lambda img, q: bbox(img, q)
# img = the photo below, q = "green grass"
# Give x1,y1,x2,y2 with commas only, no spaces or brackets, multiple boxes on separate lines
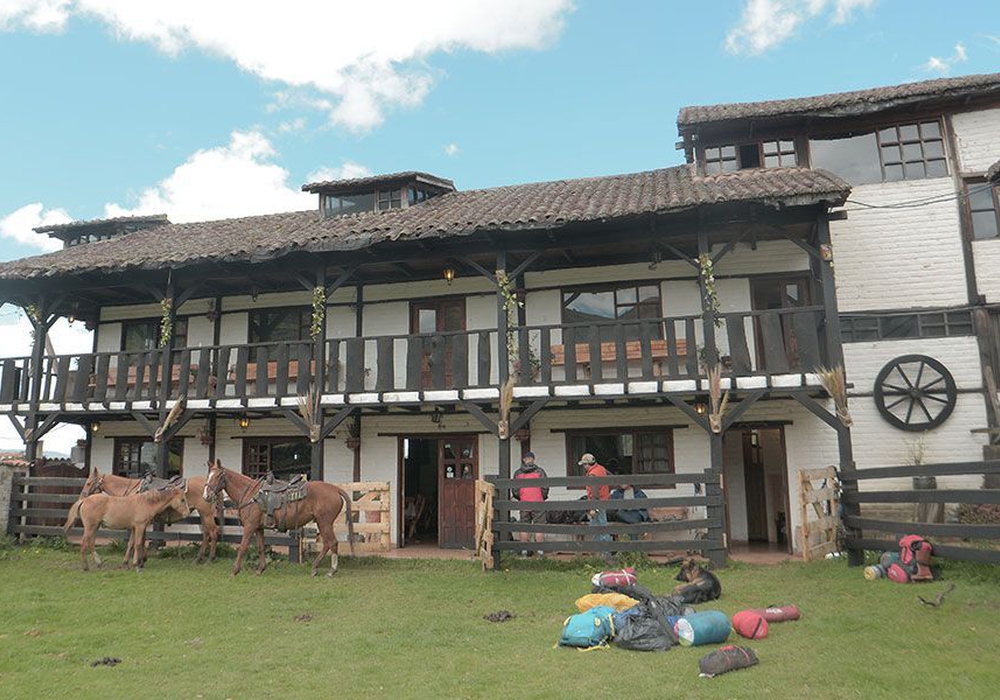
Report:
1,545,999,699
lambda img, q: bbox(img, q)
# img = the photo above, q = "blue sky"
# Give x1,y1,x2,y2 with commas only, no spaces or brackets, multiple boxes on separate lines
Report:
0,0,996,453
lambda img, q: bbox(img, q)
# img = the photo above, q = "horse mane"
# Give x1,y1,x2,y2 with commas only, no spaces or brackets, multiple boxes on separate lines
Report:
142,488,181,504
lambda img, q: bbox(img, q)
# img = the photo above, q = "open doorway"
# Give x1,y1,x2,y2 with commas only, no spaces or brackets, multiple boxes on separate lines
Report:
399,435,478,549
722,426,792,554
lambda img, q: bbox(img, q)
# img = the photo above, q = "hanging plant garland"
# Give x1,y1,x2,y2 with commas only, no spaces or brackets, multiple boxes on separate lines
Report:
310,286,326,340
159,298,173,347
496,270,522,368
697,253,723,328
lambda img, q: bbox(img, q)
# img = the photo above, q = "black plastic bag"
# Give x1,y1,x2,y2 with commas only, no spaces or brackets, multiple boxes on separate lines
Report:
613,608,677,652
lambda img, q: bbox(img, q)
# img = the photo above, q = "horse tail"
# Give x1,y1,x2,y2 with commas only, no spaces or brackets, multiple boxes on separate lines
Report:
340,488,356,557
64,499,83,535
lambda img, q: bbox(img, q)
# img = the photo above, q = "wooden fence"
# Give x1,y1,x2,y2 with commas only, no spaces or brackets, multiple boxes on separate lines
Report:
6,476,390,562
799,467,840,562
474,480,495,571
486,472,726,567
841,460,1000,565
302,481,391,555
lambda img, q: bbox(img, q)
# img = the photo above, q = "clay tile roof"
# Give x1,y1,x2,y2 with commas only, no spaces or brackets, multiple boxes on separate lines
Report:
0,165,849,281
33,214,170,234
301,171,455,193
678,72,1000,128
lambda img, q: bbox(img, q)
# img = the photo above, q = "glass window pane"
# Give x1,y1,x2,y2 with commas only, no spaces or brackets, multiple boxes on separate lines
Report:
764,155,780,168
878,127,898,144
418,309,437,333
720,159,738,173
920,122,941,139
763,141,778,155
904,161,926,179
779,140,795,153
564,290,615,323
923,140,944,158
899,124,919,141
969,185,996,212
250,309,307,343
881,315,919,338
123,321,158,352
809,133,882,185
720,145,736,158
881,145,901,163
902,143,922,161
269,440,309,476
638,285,659,302
617,287,637,304
925,159,948,178
972,210,999,239
884,164,904,182
705,161,721,174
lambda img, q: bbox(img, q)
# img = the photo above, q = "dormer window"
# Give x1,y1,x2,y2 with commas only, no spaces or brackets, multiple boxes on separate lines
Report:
303,171,456,218
704,140,798,174
377,189,402,211
323,192,375,216
33,214,170,249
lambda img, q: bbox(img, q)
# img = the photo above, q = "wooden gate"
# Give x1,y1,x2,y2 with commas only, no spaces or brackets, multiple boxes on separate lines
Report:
302,481,391,555
474,479,495,571
799,466,840,561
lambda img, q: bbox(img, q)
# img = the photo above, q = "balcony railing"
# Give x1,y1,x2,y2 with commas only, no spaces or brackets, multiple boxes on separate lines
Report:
0,307,826,408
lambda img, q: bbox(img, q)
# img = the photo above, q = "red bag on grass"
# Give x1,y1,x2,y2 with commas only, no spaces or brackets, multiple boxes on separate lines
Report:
591,568,637,588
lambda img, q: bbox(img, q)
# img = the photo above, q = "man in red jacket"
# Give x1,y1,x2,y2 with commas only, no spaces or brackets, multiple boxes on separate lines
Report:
580,453,613,559
512,451,548,556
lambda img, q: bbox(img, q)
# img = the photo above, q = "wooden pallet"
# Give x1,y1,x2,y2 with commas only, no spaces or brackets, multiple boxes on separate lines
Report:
302,481,391,555
799,466,840,561
474,479,495,571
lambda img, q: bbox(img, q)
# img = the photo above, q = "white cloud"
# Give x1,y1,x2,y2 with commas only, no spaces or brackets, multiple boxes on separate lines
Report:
305,162,372,184
0,202,71,252
1,1,573,131
276,117,307,134
443,143,460,157
104,130,314,222
924,42,968,75
726,0,876,55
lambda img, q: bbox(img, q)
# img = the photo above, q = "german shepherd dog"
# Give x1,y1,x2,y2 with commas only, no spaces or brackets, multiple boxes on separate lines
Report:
672,558,722,605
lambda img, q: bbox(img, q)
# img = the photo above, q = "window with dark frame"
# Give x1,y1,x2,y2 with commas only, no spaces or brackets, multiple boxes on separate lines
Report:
561,283,662,342
762,140,797,168
248,307,311,343
809,119,947,185
121,318,188,352
242,438,311,478
565,428,674,480
113,437,183,478
377,188,402,211
704,145,738,174
323,192,375,216
965,178,1000,240
841,310,974,342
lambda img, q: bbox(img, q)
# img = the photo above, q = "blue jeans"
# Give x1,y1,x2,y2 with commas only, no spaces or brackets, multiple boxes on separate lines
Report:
589,509,612,542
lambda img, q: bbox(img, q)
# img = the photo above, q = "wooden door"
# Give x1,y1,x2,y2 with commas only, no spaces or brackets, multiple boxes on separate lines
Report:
742,431,768,542
411,298,466,389
438,435,478,548
751,277,812,371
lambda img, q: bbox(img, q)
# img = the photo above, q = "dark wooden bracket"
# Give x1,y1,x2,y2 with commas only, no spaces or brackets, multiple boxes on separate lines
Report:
711,228,750,265
459,400,499,436
458,257,498,287
161,410,195,442
778,228,822,262
664,394,711,433
790,391,840,430
325,265,359,300
510,398,549,434
508,251,542,280
721,390,767,432
6,415,25,441
176,283,204,308
659,242,700,270
281,408,312,438
131,411,159,437
319,406,358,442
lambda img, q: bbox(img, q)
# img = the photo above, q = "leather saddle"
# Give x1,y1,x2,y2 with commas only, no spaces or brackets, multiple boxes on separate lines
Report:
137,472,186,493
255,472,308,530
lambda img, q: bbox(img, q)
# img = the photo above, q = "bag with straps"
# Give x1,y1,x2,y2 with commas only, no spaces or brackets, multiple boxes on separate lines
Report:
559,605,616,649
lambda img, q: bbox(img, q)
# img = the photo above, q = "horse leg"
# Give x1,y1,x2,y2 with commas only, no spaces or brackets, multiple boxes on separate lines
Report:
208,523,219,563
195,521,209,564
80,526,92,571
232,529,252,577
91,530,103,570
317,521,339,578
133,526,145,570
123,531,134,567
254,529,267,575
309,535,329,577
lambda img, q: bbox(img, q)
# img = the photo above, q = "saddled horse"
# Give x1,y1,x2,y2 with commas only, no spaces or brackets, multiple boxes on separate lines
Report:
65,488,189,570
68,467,222,564
203,459,355,577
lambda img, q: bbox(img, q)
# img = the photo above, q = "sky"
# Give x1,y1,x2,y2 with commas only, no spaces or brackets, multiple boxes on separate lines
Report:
0,0,998,454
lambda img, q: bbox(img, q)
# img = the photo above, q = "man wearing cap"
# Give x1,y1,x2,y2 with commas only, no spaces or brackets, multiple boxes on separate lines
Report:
512,451,548,555
579,453,613,551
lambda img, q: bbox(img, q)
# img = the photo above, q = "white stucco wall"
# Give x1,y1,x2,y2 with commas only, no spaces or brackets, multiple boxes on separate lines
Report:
951,107,1000,174
973,240,1000,303
831,178,968,312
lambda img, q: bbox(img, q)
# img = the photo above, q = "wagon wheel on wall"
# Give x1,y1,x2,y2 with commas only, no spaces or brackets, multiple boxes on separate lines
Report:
874,354,957,432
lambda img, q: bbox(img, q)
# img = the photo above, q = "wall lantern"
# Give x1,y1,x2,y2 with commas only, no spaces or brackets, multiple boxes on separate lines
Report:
443,267,456,285
431,408,443,424
820,244,834,262
694,402,707,415
90,421,100,434
238,416,250,431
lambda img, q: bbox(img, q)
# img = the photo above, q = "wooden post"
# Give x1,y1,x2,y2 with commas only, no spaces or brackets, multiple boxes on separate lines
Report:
696,229,717,368
816,213,861,566
24,296,48,462
353,286,363,481
705,432,727,568
311,267,328,482
155,280,176,478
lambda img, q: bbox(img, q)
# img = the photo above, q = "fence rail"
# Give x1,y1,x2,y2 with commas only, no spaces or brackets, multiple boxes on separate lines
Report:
485,471,726,566
839,460,1000,566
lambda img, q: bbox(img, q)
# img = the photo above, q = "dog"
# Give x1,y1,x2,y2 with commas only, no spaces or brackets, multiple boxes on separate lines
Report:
672,558,722,605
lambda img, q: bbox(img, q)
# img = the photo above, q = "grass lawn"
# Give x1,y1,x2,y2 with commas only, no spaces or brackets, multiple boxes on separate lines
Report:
1,543,999,699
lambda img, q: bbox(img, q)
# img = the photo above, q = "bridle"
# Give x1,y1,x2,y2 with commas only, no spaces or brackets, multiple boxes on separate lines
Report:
205,468,263,510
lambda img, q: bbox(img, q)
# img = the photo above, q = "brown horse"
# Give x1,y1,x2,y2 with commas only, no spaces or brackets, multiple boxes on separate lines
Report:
65,488,189,570
68,467,222,564
203,460,356,577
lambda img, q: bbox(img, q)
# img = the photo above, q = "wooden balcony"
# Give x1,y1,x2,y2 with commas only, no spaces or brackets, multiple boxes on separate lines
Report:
0,306,828,414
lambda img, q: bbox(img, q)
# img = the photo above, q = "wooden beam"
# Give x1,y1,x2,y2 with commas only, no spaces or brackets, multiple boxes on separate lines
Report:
660,242,699,270
721,390,767,432
459,400,499,436
176,282,205,308
664,395,711,433
280,408,312,438
319,406,357,442
163,410,195,442
790,391,840,430
324,264,358,300
510,398,549,434
131,411,158,437
710,228,749,265
6,415,25,441
509,250,542,279
458,256,497,285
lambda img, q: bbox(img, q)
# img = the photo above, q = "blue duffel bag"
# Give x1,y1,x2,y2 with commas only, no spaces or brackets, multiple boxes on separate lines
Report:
559,605,616,649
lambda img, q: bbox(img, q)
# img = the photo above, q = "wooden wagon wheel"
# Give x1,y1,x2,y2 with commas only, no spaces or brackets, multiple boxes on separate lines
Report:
874,354,956,432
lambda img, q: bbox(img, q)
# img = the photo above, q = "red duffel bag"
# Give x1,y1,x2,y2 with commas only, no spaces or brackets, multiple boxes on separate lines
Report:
591,568,637,588
751,605,800,622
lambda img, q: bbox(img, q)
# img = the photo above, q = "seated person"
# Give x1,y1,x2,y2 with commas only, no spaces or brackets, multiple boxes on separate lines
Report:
609,482,649,523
